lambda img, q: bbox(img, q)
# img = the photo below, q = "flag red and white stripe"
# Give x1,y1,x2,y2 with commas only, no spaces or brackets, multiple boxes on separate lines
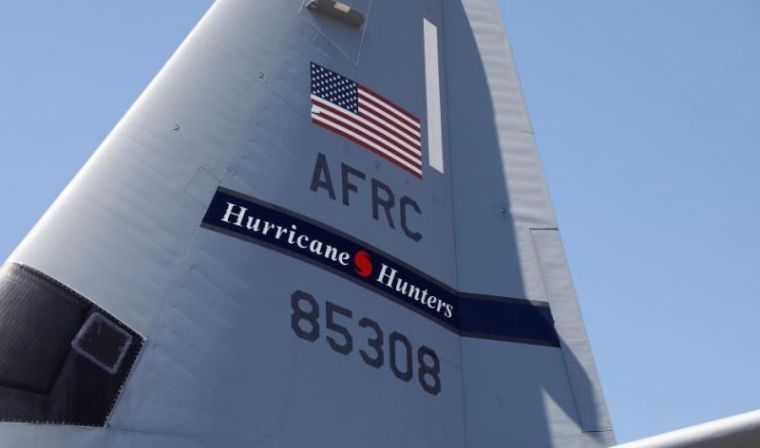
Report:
310,63,423,178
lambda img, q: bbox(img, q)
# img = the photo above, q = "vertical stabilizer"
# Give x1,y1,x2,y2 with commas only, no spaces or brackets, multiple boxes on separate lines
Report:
0,1,615,446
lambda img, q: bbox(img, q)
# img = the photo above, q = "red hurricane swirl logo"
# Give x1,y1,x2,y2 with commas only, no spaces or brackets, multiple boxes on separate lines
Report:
353,250,374,278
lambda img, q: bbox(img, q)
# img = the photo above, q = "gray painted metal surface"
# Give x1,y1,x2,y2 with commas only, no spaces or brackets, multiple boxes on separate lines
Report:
0,0,617,446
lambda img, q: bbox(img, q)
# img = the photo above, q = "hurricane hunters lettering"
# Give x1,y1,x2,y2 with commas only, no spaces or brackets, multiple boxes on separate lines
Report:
218,200,453,319
374,264,451,317
202,188,561,345
199,193,456,321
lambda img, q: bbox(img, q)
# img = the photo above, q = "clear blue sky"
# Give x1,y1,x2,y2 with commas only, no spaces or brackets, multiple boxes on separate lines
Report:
1,1,758,444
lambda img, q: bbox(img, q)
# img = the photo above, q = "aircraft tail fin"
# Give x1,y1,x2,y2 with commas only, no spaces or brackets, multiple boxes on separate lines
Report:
0,1,615,446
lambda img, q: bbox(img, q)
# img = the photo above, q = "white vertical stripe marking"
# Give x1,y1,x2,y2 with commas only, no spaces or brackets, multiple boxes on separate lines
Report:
424,18,444,174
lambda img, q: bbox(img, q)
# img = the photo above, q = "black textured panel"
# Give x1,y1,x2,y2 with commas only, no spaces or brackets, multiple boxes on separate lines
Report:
0,263,144,426
0,267,88,393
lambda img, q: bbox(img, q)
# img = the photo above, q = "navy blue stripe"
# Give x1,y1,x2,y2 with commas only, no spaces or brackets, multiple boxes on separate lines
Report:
201,188,560,347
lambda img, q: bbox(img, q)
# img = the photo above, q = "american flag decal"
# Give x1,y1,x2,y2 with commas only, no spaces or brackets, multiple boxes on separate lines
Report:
310,63,423,178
